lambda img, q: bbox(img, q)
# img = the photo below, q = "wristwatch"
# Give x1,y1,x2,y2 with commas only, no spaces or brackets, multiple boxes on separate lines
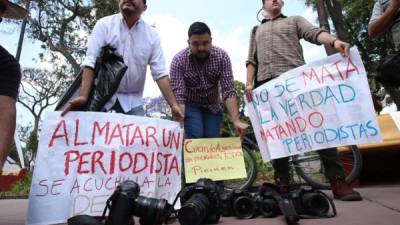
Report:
330,38,338,47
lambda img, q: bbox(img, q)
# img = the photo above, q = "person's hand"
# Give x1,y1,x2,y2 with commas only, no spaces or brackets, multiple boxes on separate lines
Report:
61,96,88,116
245,83,254,102
233,119,249,138
333,39,351,57
171,104,184,127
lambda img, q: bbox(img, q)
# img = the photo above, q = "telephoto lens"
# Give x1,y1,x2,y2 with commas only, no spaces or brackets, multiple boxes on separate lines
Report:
134,196,174,225
178,178,221,225
105,180,174,225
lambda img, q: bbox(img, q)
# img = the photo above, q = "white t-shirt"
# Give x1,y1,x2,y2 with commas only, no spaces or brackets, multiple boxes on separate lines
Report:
82,13,168,112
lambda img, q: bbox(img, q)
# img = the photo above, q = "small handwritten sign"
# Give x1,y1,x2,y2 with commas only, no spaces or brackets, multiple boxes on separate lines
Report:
183,137,247,183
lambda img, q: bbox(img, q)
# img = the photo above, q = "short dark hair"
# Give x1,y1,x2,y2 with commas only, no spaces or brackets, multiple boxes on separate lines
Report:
0,2,6,14
188,22,211,38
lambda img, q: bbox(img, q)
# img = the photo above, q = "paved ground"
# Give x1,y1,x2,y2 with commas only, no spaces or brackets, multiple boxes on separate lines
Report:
1,184,400,225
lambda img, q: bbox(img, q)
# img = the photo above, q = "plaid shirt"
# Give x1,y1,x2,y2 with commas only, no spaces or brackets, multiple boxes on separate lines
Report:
247,15,326,81
170,46,237,114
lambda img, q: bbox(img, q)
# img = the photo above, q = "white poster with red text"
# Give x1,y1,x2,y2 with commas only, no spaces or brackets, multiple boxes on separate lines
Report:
246,47,382,162
27,112,183,225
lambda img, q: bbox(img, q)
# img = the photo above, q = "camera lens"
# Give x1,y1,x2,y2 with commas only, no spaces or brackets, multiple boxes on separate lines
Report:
258,198,279,218
134,196,171,225
302,193,330,216
232,196,257,219
178,193,210,225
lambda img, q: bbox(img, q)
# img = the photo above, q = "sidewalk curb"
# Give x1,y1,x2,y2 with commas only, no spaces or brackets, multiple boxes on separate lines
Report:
0,195,29,200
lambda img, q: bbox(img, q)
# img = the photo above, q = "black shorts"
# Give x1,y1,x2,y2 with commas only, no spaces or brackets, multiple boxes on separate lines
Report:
0,45,22,100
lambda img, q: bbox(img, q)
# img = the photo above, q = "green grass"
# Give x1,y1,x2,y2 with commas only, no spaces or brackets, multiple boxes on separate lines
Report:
0,172,32,198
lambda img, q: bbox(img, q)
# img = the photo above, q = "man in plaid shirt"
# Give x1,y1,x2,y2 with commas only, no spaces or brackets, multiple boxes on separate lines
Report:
245,0,362,201
170,22,248,139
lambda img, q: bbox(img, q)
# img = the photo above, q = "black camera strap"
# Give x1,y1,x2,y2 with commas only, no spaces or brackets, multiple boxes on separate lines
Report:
259,183,299,225
160,188,184,222
101,186,122,220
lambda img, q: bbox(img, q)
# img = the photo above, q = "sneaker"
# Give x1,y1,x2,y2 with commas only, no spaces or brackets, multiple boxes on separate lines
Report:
330,177,362,201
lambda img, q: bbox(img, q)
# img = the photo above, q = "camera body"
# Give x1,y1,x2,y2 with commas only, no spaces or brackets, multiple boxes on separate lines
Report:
289,185,330,217
105,180,173,225
178,178,221,225
255,188,280,218
220,189,257,219
257,183,299,225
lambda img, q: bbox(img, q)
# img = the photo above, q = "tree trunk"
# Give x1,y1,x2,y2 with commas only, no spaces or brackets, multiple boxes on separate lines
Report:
324,0,349,40
316,0,337,55
15,1,31,61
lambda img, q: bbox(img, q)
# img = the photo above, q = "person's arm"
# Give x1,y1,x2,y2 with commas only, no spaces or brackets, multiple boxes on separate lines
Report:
61,19,106,116
245,26,258,102
156,76,184,126
149,33,184,126
316,32,351,57
295,16,350,57
169,55,186,115
225,97,248,137
220,53,248,137
245,63,256,102
369,0,400,37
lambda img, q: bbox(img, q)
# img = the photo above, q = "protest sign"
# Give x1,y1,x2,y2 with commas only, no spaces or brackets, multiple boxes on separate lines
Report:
27,112,183,225
183,137,247,183
246,47,382,162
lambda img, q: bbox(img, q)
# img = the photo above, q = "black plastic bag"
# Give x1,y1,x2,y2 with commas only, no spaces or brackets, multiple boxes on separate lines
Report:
55,45,128,112
54,69,83,111
376,53,400,87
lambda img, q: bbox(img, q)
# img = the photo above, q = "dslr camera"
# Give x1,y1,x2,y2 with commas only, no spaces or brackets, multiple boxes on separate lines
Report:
256,183,299,225
220,189,257,219
178,178,221,225
104,180,173,225
289,185,334,217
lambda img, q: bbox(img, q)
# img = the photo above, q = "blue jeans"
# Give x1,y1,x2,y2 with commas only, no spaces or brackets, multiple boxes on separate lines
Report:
182,103,223,185
184,103,223,138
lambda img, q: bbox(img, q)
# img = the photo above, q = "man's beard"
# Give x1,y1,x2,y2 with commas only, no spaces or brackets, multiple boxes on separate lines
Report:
121,7,136,17
194,52,210,60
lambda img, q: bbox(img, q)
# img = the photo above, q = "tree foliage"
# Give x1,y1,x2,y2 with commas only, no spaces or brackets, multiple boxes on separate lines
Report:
24,0,95,73
304,0,394,75
21,0,119,74
17,68,72,165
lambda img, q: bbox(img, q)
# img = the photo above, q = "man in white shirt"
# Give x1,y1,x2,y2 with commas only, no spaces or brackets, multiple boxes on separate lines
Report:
62,0,184,124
